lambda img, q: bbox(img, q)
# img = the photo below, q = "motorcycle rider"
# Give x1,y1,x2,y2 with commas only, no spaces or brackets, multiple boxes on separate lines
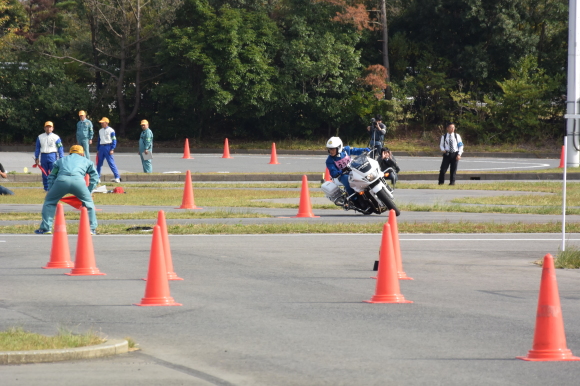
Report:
325,136,370,209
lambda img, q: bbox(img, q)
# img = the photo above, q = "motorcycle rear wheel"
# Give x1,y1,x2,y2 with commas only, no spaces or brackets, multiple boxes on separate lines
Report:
377,188,400,216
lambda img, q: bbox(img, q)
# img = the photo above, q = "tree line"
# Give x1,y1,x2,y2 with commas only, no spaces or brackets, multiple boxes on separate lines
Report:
0,0,569,145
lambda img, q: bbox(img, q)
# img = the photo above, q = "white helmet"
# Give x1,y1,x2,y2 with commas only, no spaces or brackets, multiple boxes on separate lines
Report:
326,137,343,154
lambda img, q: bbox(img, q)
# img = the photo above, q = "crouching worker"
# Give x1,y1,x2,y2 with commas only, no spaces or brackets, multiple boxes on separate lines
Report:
35,145,99,235
378,147,401,187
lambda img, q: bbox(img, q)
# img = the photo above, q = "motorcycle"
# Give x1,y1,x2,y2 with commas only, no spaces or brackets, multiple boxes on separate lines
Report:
321,152,400,216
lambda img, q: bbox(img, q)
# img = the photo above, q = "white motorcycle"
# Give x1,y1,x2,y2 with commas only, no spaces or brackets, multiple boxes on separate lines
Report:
321,152,400,216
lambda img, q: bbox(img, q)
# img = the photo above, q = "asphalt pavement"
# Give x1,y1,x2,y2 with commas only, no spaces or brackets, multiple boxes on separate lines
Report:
0,151,561,175
1,234,580,385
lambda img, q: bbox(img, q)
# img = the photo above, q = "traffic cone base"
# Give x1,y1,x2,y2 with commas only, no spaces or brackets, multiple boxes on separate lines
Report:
43,203,74,269
517,349,580,361
66,269,105,276
364,295,413,304
134,297,182,307
293,175,319,218
182,138,194,159
517,254,578,361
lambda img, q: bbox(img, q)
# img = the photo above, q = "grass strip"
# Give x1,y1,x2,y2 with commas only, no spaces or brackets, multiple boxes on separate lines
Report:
0,210,271,221
2,221,580,235
0,327,103,351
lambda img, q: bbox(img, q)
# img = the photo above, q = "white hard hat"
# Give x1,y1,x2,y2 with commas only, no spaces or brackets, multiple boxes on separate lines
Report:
326,137,343,154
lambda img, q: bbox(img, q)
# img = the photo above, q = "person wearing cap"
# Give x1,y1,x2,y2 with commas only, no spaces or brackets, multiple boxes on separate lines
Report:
76,110,94,160
34,145,99,235
96,117,121,183
138,119,153,173
34,121,65,191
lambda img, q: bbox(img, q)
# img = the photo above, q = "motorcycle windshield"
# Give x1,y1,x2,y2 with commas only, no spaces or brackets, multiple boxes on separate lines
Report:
350,154,372,173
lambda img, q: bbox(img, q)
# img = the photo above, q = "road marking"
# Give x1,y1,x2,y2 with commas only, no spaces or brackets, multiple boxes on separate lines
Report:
1,234,579,241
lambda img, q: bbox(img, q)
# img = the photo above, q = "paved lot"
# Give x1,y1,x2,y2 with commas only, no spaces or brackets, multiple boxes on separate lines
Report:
1,152,559,175
1,233,580,385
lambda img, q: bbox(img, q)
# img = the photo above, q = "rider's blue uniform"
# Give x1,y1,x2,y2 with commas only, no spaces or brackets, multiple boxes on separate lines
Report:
325,146,366,196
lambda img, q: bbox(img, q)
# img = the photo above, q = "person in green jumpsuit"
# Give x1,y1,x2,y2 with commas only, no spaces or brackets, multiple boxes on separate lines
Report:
76,110,94,160
34,145,99,235
139,119,153,173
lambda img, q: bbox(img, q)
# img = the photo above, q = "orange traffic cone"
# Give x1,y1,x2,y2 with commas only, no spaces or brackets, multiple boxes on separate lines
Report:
182,138,194,159
559,146,565,168
388,210,413,280
176,170,202,210
157,210,183,280
135,225,182,306
269,143,280,165
66,207,105,276
293,175,319,218
324,168,331,182
43,203,74,269
517,254,580,361
84,174,89,187
222,138,233,159
364,223,412,304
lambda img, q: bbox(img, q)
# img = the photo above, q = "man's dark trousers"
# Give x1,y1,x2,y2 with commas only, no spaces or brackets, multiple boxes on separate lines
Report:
439,152,459,184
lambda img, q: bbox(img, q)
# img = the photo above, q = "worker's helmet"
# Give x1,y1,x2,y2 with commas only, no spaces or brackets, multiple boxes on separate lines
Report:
70,145,84,155
326,137,343,154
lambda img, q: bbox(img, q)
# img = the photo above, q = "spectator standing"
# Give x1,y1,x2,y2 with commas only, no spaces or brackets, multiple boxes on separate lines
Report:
76,110,94,160
438,123,464,186
366,114,386,159
34,121,65,191
0,162,14,195
138,119,153,173
34,145,99,235
96,117,121,183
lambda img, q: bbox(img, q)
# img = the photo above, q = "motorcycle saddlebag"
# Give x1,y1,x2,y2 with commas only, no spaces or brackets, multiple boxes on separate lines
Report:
321,181,342,201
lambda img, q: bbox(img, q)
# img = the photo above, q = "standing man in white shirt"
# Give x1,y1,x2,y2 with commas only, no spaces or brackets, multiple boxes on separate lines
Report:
438,122,464,186
34,121,65,191
96,117,121,183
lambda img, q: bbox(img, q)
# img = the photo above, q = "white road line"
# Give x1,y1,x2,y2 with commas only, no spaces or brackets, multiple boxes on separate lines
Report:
1,234,579,241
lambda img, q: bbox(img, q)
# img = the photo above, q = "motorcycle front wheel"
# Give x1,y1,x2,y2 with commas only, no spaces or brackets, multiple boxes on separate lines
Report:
377,188,400,216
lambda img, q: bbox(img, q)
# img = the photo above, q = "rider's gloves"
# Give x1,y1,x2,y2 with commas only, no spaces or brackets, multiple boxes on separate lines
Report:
364,148,371,152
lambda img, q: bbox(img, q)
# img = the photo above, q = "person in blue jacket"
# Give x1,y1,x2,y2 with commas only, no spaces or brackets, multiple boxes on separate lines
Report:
96,117,121,183
76,110,94,160
138,119,153,173
325,136,369,197
34,121,65,191
35,145,99,235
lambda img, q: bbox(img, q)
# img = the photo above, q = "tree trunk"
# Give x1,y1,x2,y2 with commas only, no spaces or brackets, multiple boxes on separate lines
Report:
117,34,127,136
380,0,392,99
127,0,142,127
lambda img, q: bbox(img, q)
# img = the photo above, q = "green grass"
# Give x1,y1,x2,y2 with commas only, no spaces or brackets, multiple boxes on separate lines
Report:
2,221,579,235
554,246,580,269
0,327,104,351
0,210,271,221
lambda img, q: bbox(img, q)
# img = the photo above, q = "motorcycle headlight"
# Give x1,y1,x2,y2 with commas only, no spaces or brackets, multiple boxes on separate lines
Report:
366,172,376,181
